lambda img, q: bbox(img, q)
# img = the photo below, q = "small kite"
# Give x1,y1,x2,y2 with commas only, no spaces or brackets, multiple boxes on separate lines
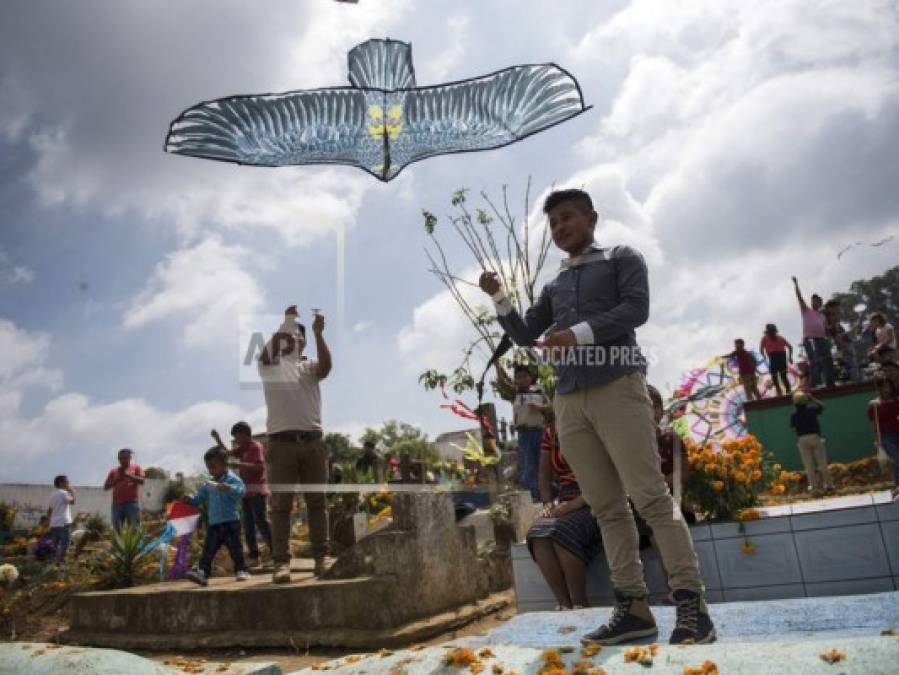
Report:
141,501,201,580
837,236,894,260
165,38,589,181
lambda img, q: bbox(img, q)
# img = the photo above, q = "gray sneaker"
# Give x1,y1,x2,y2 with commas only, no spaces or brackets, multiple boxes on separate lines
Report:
581,592,658,645
235,570,250,581
185,569,208,587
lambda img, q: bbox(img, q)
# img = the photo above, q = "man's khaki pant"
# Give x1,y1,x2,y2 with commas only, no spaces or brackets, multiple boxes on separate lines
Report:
267,436,330,564
554,372,704,597
797,434,833,490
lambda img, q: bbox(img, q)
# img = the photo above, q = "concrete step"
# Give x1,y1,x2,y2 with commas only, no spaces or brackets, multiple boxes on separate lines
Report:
246,558,313,575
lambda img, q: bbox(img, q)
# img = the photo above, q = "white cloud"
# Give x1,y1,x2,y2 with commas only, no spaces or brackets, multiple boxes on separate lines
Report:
0,317,264,481
400,0,899,399
0,249,35,285
425,14,470,82
397,284,482,376
353,320,373,333
2,0,409,247
0,70,33,141
123,237,264,345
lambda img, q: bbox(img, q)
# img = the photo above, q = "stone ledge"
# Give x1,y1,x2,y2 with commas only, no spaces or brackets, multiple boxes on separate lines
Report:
60,591,512,651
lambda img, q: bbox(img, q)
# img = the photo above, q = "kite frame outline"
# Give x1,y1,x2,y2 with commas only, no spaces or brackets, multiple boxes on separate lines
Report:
163,46,592,182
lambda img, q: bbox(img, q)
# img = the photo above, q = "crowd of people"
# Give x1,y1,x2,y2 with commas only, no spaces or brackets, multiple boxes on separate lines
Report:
723,278,896,403
33,186,898,649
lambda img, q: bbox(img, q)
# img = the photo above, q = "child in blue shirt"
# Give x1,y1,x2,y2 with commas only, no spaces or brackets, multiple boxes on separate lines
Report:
185,447,249,586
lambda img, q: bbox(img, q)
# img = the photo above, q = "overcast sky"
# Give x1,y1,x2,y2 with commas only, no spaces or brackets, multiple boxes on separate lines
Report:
2,0,898,483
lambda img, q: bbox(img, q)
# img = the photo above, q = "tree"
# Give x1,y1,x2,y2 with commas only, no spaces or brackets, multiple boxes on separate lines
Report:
830,265,899,325
363,420,440,468
418,182,555,395
324,432,357,464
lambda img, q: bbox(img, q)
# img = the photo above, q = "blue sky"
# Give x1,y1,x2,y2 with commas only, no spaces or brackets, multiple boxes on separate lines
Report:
2,0,898,483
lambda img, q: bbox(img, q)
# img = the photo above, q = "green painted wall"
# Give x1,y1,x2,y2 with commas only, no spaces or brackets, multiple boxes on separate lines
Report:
744,385,877,471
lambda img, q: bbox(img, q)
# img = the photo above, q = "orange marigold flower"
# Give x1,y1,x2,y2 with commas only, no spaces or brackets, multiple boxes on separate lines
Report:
819,649,846,664
772,484,785,494
750,470,762,481
741,541,756,554
684,660,720,675
712,481,725,492
704,463,717,473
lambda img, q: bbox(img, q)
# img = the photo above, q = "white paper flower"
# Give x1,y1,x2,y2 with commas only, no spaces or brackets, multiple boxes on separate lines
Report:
0,563,19,583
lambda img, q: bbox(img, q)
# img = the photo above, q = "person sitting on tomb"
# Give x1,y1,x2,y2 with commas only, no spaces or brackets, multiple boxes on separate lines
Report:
526,419,602,610
184,447,250,586
868,374,899,497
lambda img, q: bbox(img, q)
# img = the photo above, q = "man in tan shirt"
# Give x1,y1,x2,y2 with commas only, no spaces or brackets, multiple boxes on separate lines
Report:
258,305,332,582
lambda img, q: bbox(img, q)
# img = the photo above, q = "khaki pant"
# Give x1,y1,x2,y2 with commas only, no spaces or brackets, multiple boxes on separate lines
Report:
554,371,703,596
267,436,330,563
797,434,834,490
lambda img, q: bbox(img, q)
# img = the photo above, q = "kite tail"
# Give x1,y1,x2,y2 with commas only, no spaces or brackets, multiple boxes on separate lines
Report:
168,532,192,580
141,522,176,556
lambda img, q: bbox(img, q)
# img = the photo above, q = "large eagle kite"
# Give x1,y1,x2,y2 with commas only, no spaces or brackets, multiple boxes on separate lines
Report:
164,38,589,182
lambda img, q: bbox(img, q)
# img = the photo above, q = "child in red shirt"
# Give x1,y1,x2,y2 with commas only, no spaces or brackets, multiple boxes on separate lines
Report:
724,339,761,401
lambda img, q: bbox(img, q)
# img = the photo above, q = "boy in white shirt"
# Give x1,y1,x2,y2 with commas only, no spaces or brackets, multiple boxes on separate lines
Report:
47,475,75,563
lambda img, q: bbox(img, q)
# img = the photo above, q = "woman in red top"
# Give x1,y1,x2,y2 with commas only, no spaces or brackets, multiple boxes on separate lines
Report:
868,374,899,494
526,422,602,610
760,324,794,396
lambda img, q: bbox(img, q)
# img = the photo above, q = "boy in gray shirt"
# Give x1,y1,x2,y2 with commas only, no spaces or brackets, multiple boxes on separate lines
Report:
479,188,714,645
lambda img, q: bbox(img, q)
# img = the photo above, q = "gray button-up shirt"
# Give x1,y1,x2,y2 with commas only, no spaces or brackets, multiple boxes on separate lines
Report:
493,244,649,394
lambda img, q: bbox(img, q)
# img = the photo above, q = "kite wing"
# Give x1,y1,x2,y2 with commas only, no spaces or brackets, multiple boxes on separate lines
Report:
388,64,588,176
164,88,380,172
164,39,589,181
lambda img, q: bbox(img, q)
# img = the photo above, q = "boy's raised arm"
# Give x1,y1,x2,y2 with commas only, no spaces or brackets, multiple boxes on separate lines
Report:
480,271,554,346
576,247,650,344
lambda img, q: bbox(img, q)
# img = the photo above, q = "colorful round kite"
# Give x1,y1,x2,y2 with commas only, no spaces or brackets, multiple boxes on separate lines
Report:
671,353,800,444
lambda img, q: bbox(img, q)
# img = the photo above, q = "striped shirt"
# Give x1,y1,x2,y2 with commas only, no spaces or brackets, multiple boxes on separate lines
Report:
541,424,580,500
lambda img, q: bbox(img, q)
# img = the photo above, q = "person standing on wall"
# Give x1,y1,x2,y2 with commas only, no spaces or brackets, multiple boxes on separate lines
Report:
791,276,835,389
258,305,333,582
480,188,715,646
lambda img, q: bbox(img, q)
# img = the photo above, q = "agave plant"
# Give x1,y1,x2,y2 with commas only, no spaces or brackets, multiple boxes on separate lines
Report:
453,432,500,467
100,523,152,588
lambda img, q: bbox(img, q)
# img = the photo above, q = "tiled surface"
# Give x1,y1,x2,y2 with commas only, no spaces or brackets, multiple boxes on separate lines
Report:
880,520,899,575
688,523,712,541
695,540,721,590
877,500,899,522
804,577,895,597
794,523,890,582
722,584,806,602
512,495,899,612
715,534,803,588
790,505,877,531
711,515,791,539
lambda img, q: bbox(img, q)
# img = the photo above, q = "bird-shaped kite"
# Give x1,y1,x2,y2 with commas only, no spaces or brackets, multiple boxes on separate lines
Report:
164,38,590,181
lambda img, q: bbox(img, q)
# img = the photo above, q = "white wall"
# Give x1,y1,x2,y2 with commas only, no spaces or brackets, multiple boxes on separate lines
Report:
0,479,168,528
